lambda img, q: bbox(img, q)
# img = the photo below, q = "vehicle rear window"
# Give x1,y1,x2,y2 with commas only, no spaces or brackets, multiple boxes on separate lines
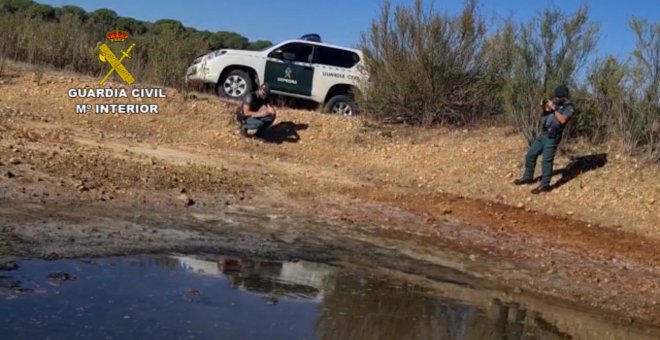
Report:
315,46,360,68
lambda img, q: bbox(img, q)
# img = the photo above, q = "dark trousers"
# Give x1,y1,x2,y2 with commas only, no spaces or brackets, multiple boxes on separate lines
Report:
241,115,274,134
522,134,558,187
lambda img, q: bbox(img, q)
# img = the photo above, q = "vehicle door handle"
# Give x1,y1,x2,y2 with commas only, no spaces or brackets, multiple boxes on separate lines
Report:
303,66,313,70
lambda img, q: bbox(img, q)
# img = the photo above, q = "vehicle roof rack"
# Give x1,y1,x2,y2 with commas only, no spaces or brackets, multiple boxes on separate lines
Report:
299,33,321,43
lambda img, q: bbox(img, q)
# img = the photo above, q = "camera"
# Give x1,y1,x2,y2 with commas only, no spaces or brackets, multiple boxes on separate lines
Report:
541,99,553,115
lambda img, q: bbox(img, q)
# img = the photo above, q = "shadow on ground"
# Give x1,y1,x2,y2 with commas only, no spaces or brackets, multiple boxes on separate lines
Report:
258,121,309,144
552,153,608,189
532,153,608,189
530,153,608,188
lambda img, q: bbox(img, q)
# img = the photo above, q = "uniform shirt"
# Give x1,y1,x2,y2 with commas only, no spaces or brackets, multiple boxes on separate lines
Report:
542,100,574,136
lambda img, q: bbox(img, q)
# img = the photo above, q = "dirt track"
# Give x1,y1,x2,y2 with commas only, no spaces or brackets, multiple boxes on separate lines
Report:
1,64,659,328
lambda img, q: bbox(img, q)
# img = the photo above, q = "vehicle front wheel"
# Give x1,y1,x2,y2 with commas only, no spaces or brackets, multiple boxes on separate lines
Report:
323,95,357,116
218,69,253,99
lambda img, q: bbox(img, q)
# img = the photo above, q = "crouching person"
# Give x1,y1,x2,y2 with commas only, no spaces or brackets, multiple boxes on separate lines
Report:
237,82,277,138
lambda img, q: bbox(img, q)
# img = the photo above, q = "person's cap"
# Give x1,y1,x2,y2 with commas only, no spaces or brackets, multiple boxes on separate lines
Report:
259,82,270,94
553,84,569,98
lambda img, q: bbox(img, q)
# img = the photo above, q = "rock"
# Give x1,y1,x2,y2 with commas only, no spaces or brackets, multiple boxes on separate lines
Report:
178,193,194,206
515,203,524,209
0,261,19,271
47,272,77,282
5,171,15,178
44,252,60,261
442,208,452,215
8,158,21,165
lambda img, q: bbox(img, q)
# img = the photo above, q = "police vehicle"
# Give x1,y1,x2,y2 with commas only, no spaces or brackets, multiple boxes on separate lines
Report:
185,34,369,116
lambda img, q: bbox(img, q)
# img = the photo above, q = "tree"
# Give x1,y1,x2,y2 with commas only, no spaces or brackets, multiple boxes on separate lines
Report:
626,17,660,161
117,17,147,35
357,0,493,126
208,31,249,50
247,40,273,50
26,3,55,21
88,8,118,28
0,0,33,14
153,19,185,34
57,5,86,21
500,5,599,145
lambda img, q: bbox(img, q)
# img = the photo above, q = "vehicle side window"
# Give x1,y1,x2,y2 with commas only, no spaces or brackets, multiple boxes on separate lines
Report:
315,46,360,68
267,43,314,63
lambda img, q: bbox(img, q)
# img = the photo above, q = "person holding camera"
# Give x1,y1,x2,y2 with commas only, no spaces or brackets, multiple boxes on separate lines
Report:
513,85,575,194
236,82,277,138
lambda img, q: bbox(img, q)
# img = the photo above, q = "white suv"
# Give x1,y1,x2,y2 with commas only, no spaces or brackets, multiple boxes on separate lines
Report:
185,35,369,116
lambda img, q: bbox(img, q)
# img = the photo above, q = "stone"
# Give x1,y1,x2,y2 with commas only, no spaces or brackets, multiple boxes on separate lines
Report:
0,261,18,271
178,193,194,206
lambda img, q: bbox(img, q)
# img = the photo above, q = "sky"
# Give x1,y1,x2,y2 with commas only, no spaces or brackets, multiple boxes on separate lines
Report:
37,0,660,60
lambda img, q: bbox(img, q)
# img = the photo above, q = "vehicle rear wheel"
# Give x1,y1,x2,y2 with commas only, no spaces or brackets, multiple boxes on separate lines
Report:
323,95,357,116
218,69,253,99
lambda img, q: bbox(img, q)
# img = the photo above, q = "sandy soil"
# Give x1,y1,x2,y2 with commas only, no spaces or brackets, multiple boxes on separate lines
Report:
1,63,659,328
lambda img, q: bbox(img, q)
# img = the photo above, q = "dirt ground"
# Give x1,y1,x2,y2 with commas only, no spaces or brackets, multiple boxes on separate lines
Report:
1,63,659,329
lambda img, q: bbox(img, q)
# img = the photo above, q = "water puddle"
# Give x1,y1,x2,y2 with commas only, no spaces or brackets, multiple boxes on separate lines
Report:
0,254,658,340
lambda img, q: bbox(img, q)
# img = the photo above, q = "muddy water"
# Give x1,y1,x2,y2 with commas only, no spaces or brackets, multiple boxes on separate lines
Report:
0,254,658,340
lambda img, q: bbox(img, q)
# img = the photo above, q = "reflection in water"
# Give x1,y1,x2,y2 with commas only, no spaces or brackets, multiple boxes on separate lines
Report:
0,254,657,340
315,272,571,340
172,255,335,302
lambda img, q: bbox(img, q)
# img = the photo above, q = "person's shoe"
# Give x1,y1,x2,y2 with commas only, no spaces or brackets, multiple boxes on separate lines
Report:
531,184,552,194
238,128,248,137
513,177,534,185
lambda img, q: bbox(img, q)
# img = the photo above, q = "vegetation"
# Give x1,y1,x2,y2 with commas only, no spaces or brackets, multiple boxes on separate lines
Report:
359,0,659,162
0,0,272,87
1,0,658,162
357,0,492,126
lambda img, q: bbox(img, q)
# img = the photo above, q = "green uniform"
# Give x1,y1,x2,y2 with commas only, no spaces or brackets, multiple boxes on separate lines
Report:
521,100,575,187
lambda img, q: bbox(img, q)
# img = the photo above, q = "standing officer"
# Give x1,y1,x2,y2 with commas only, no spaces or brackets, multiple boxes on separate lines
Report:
513,85,575,194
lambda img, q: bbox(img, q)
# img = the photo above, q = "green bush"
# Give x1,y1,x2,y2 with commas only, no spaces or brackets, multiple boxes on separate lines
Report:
357,0,495,126
0,0,273,89
499,5,599,145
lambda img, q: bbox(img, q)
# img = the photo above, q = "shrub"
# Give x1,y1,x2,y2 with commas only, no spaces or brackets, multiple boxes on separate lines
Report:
498,5,599,145
357,0,495,126
0,0,273,89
